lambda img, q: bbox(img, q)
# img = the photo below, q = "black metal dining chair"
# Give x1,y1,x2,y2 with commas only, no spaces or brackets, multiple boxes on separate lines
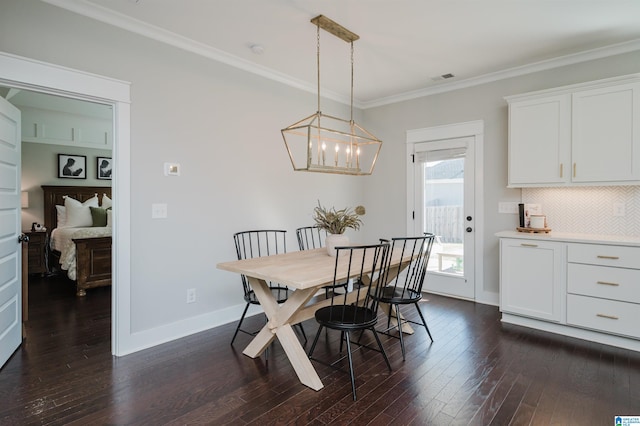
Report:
307,242,391,401
231,229,306,346
374,234,436,360
295,225,348,297
295,225,325,252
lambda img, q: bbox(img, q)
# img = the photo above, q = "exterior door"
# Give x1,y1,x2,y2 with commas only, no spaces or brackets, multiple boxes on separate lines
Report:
0,95,22,368
413,136,475,299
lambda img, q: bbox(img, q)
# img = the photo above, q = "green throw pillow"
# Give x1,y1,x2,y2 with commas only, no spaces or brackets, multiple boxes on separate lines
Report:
90,206,108,227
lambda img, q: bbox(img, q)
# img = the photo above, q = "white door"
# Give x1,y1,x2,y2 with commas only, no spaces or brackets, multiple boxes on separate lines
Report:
413,137,475,299
0,95,22,368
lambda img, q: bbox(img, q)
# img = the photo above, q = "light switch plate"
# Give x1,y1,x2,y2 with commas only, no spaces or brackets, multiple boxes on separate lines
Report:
498,202,519,214
164,162,181,176
152,203,167,219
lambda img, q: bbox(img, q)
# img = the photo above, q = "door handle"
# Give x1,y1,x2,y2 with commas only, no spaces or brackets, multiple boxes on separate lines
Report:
18,233,29,243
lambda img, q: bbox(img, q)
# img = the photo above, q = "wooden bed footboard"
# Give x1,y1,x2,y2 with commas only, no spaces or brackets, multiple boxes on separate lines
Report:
73,237,112,297
41,185,113,296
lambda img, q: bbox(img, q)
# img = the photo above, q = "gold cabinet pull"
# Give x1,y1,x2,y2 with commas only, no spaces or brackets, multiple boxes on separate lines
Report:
520,243,538,248
596,313,619,320
597,255,619,260
573,163,576,178
597,281,619,286
560,163,563,178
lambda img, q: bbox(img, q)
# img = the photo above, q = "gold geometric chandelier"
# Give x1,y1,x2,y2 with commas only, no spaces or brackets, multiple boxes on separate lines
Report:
281,15,382,176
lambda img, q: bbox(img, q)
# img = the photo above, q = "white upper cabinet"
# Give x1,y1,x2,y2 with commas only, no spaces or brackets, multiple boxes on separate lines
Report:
506,74,640,187
572,82,640,183
508,94,571,185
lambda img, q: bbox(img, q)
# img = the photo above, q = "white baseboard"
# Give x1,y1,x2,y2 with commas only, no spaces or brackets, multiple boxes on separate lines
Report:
501,313,640,352
476,290,499,306
116,303,263,356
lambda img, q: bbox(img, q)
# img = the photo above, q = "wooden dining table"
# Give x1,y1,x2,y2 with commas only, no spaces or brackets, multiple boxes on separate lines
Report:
217,247,414,391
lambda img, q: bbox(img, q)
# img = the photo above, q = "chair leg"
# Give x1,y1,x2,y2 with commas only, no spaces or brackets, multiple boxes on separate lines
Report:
297,323,308,345
395,303,407,361
308,325,323,357
230,302,250,345
344,331,357,401
370,327,392,371
414,302,434,342
339,331,345,353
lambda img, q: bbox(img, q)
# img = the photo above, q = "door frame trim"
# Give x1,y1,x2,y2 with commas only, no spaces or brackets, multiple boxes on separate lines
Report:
0,51,132,356
406,120,487,304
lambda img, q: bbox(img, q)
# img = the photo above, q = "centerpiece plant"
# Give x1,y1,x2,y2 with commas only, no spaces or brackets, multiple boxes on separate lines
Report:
313,202,364,256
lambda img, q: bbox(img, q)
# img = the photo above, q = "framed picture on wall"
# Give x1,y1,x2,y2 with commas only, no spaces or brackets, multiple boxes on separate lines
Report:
97,157,113,180
58,154,87,179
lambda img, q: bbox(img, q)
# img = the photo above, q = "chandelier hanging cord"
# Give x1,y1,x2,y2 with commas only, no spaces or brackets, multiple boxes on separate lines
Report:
350,41,354,124
316,23,321,114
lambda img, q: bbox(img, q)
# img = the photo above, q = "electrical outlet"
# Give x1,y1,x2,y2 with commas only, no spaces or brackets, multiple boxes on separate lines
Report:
186,288,196,304
498,202,519,214
613,202,626,217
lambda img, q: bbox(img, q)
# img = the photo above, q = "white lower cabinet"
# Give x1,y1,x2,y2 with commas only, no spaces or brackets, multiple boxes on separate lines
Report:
566,243,640,339
498,232,640,351
567,295,640,339
500,238,564,322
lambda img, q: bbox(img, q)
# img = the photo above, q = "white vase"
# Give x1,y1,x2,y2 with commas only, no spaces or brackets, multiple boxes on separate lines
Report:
326,233,349,257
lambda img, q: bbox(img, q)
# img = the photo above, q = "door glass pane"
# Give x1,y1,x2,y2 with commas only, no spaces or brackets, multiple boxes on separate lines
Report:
423,155,464,275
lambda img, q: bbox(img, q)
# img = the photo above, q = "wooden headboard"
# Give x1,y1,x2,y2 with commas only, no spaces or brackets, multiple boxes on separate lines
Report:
41,185,112,232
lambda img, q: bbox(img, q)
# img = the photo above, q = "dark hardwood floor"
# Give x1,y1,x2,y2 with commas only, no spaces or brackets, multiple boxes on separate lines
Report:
2,274,639,425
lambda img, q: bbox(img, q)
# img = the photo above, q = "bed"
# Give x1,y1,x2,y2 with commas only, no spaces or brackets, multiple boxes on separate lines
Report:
42,185,112,296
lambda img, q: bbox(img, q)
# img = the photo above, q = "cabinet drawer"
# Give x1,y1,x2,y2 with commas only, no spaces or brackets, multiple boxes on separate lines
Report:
567,263,640,303
567,294,640,339
567,243,640,269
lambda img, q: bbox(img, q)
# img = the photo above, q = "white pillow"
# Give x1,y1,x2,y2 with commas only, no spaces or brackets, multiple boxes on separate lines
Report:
106,209,113,227
55,205,66,228
64,194,99,228
101,193,112,209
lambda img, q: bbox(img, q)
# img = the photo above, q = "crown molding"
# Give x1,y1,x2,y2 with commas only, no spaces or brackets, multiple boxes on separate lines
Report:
42,0,640,110
362,38,640,109
41,0,352,106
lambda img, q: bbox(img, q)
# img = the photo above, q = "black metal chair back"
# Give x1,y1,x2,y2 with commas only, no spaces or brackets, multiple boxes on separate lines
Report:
296,226,326,250
382,234,435,301
308,242,392,401
230,230,291,345
324,243,390,324
296,225,348,297
375,233,436,359
233,229,287,301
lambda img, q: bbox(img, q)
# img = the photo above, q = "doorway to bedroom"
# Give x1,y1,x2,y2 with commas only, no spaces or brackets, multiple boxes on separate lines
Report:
2,85,114,347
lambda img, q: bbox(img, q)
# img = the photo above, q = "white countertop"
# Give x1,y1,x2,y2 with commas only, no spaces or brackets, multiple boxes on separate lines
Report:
495,230,640,247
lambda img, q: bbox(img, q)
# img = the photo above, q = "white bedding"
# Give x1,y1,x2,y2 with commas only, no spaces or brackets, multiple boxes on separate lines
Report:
50,226,111,280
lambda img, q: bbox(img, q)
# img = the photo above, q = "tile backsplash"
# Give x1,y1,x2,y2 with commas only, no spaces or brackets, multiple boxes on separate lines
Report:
522,186,640,236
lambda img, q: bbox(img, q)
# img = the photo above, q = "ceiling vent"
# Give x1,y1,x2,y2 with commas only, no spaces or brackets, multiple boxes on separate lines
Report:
431,73,456,82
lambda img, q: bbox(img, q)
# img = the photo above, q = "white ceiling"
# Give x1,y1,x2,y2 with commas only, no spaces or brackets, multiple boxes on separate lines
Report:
45,0,640,108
